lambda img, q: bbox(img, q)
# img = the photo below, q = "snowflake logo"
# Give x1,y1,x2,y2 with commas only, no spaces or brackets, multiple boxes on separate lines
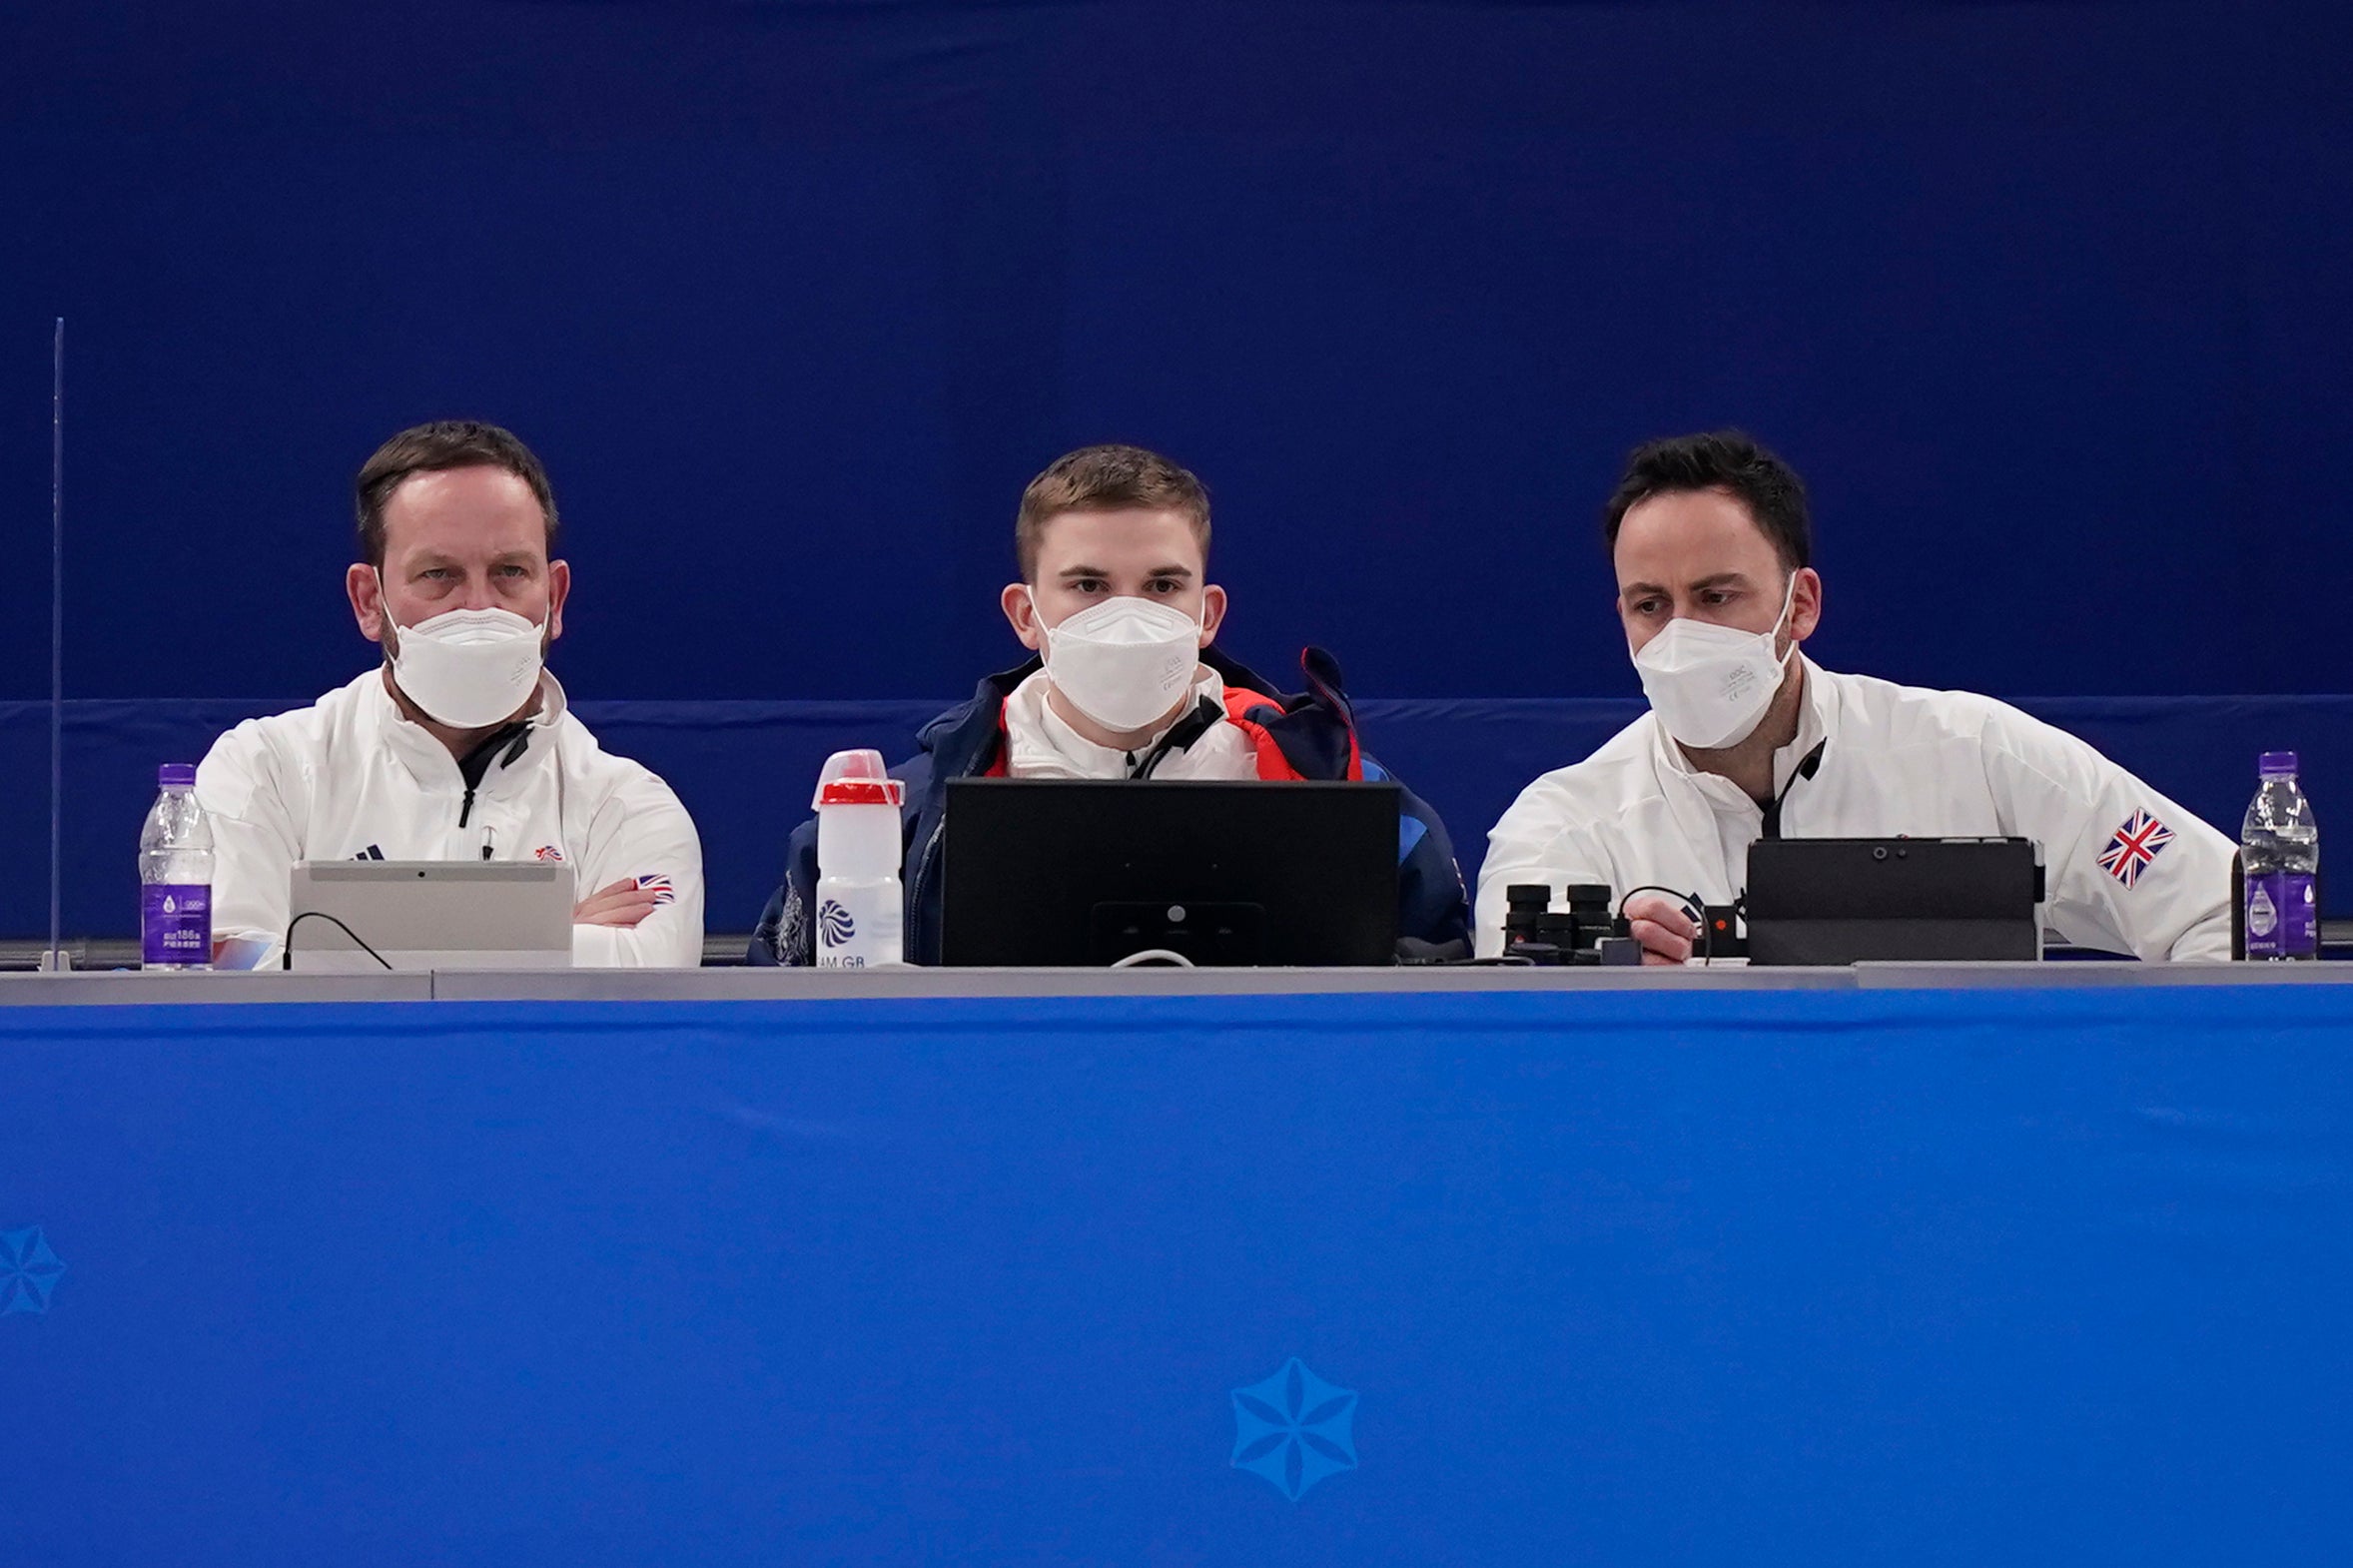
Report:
1230,1356,1358,1500
1,1226,66,1315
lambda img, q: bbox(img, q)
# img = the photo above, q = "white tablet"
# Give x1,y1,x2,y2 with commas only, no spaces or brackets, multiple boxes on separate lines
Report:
285,861,575,972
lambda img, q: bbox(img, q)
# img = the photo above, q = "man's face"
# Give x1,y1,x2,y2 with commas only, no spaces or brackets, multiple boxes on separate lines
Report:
1613,486,1819,656
346,465,569,651
1001,507,1226,650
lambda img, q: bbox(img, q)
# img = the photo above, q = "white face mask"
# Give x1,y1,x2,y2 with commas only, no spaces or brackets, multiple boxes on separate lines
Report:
382,589,547,729
1039,593,1203,732
1632,572,1799,750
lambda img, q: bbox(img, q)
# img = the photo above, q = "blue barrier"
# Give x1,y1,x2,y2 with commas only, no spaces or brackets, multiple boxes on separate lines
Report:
5,987,2351,1562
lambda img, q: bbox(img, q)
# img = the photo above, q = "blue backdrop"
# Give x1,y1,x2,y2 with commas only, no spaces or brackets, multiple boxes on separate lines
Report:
5,2,2351,935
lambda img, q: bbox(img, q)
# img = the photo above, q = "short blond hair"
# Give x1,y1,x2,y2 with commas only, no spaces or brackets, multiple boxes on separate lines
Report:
1015,444,1211,581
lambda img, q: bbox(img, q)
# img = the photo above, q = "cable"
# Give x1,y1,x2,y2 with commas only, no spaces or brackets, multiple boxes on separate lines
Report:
1613,884,1714,965
1110,948,1196,969
281,911,395,971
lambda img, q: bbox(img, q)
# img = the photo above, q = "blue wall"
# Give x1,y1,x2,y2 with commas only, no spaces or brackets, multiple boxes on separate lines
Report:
5,2,2351,935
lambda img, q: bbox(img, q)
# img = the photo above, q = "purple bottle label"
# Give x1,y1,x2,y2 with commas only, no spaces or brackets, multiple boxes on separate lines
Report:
141,883,212,967
2244,871,2318,960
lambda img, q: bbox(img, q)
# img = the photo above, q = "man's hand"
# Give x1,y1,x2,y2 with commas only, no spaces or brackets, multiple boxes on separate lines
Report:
574,877,663,930
1621,891,1697,965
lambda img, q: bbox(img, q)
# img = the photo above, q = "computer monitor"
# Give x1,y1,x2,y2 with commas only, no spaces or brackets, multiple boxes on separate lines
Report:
940,779,1401,967
284,861,576,972
1744,837,2044,965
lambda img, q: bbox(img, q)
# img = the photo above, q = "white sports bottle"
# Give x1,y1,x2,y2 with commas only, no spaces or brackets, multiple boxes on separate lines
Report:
813,748,907,968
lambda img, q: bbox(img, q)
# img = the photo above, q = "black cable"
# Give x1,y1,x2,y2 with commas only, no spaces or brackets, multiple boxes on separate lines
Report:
281,911,395,971
1613,884,1714,964
1760,740,1829,840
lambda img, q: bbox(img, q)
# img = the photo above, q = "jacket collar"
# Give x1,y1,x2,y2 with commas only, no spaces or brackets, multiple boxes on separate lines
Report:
916,643,1286,779
1002,667,1233,779
1649,655,1834,820
361,665,565,791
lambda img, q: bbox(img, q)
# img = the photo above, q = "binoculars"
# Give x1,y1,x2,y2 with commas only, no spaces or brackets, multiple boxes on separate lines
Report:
1501,884,1644,966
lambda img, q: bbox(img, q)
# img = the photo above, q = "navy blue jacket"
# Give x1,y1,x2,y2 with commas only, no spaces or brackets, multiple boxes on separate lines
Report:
748,645,1469,965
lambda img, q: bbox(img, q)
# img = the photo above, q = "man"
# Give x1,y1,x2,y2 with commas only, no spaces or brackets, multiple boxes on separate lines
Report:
750,442,1468,964
196,420,705,967
1478,430,2232,962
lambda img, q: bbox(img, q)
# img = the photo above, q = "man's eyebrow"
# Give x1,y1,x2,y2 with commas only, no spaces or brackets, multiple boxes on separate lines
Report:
407,549,538,569
1687,571,1751,592
1619,579,1669,599
1054,562,1196,580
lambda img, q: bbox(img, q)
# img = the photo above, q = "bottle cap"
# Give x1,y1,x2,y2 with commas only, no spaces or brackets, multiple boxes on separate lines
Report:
814,748,905,809
158,763,197,788
2260,750,2299,778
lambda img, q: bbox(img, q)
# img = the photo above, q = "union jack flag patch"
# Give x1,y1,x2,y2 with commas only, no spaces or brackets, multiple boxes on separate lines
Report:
634,874,676,906
534,845,564,862
2098,809,2173,888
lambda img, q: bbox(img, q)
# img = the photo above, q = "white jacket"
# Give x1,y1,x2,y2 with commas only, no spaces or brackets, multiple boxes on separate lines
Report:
1476,658,2234,961
195,669,704,967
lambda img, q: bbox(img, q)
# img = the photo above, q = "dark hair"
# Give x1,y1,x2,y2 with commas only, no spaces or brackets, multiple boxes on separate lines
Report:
355,420,559,567
1016,443,1210,580
1601,429,1811,573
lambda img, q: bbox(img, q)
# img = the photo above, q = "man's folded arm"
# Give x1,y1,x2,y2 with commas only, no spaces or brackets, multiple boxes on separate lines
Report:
570,777,706,968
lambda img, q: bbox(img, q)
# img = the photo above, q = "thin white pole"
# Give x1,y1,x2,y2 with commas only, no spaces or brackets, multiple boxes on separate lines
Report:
49,318,64,968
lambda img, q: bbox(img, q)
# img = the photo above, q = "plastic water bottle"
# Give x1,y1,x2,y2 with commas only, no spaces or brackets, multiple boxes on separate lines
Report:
139,763,215,970
813,748,906,968
2241,750,2319,962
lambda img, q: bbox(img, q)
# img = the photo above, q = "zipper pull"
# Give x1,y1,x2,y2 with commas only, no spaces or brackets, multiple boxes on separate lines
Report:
481,824,496,862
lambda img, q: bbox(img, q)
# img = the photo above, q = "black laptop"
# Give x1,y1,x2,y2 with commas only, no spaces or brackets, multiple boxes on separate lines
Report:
940,778,1401,966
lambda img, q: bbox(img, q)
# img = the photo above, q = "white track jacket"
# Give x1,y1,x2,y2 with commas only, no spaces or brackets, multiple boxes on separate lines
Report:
1477,659,2233,961
196,669,704,967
